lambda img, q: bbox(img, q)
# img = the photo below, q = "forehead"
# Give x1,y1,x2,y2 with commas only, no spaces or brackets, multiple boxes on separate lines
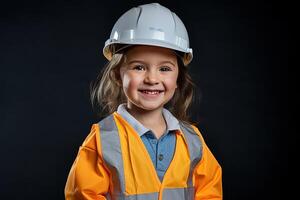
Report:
124,45,177,64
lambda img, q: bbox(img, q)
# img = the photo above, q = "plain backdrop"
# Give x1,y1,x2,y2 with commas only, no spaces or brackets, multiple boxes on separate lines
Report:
0,0,288,199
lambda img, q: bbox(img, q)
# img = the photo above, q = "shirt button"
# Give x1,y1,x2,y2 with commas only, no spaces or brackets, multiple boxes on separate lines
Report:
158,154,164,161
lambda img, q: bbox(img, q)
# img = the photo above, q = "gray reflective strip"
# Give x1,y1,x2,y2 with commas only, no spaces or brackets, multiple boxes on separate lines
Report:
99,115,159,200
99,114,125,196
179,123,203,187
105,194,111,200
163,187,194,200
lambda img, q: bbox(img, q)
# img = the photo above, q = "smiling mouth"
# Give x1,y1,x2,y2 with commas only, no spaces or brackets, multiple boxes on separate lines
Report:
138,90,164,95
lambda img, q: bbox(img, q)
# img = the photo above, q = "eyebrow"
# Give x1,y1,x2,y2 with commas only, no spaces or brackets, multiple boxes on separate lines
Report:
127,60,176,67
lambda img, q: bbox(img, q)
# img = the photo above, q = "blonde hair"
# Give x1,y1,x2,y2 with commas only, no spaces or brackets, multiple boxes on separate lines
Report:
90,49,195,123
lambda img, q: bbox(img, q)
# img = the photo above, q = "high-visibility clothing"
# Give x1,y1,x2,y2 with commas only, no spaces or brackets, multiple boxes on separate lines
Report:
65,112,222,199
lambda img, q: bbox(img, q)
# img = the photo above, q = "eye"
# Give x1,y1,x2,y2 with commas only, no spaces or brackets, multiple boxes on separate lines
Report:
132,65,145,71
160,66,172,72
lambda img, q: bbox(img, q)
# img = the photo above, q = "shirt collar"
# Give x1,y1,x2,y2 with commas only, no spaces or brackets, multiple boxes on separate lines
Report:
116,104,181,137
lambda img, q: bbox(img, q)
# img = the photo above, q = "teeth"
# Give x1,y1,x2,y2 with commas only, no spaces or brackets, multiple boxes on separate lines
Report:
141,90,160,94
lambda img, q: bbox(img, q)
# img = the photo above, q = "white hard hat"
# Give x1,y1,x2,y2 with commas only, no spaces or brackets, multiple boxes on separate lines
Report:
103,3,193,66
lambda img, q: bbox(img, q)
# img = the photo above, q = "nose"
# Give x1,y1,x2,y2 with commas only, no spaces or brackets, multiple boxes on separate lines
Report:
144,70,159,85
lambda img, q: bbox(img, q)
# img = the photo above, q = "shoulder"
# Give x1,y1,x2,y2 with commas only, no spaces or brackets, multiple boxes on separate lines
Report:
179,122,206,144
179,122,201,136
79,123,102,155
192,126,209,147
97,112,127,132
190,124,203,138
80,113,117,154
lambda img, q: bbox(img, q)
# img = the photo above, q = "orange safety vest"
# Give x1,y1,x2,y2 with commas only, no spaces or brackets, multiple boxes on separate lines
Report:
65,112,222,200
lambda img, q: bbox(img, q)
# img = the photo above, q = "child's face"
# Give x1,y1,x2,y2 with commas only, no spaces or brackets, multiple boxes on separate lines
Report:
119,45,179,112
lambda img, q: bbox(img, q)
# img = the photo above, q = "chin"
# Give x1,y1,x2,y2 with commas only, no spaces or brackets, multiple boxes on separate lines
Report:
138,102,166,111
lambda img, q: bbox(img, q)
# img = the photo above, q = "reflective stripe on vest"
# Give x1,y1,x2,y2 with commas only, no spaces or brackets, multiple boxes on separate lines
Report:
162,187,194,199
99,113,202,200
106,192,159,200
99,114,124,196
179,123,203,188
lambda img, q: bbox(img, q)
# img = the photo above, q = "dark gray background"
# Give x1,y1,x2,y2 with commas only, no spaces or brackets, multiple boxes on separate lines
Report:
0,0,288,199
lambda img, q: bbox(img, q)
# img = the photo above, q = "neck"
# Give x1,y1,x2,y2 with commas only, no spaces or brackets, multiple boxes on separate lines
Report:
126,105,166,139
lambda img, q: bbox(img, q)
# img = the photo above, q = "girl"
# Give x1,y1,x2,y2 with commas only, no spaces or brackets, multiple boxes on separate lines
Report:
65,3,222,200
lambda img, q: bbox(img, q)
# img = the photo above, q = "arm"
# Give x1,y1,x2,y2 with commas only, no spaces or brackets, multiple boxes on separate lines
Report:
192,126,223,200
65,124,110,200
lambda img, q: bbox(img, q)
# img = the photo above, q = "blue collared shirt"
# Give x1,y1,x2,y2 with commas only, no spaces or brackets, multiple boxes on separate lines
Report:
117,104,180,181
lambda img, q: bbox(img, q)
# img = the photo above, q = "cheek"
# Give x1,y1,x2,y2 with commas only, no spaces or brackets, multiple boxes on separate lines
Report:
122,74,130,89
164,75,178,90
121,73,141,91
